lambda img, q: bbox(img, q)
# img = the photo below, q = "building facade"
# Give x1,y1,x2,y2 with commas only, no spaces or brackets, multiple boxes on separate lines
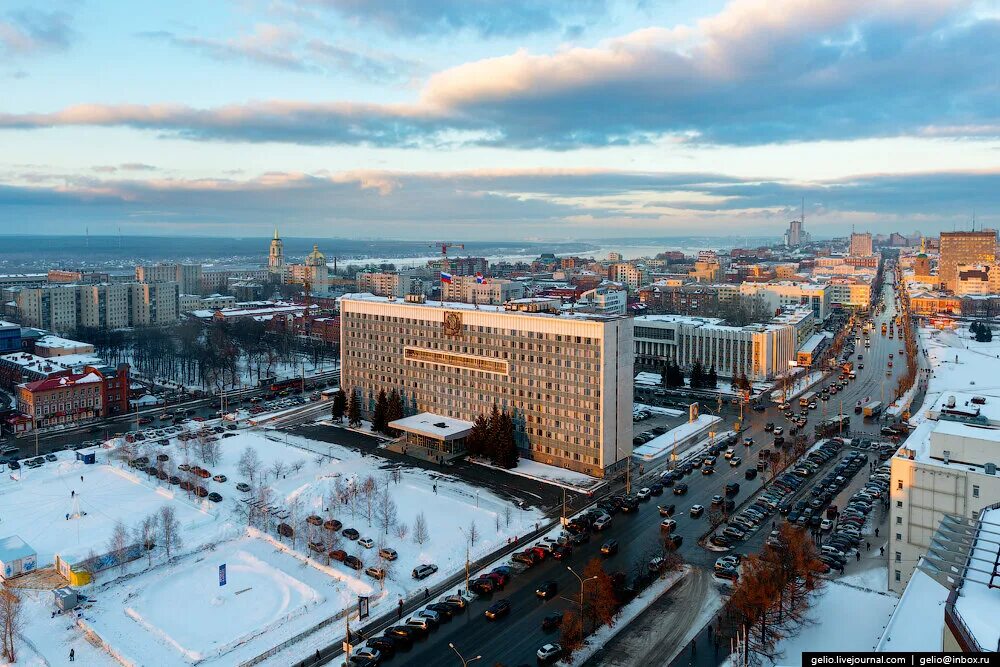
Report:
136,263,203,294
739,281,831,320
850,232,874,257
939,231,997,291
340,294,633,477
632,312,806,381
268,228,285,276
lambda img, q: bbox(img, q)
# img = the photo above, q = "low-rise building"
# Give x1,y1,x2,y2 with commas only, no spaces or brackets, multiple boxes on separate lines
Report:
15,362,129,430
178,293,237,313
32,335,94,358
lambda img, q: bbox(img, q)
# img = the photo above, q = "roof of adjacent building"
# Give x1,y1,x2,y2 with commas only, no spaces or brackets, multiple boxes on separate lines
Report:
952,507,1000,650
388,412,474,440
23,372,102,393
34,334,93,350
340,292,624,321
0,352,102,374
0,535,35,563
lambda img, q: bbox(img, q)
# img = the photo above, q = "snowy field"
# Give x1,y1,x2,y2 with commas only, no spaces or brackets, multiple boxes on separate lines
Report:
0,455,215,568
772,581,898,665
4,424,540,666
85,535,371,666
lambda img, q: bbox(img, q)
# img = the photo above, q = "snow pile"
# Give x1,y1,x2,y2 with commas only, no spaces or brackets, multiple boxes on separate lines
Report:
471,457,603,492
770,371,825,402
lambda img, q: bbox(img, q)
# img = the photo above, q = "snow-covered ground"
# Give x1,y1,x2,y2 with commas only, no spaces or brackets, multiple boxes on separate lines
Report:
772,581,898,665
634,402,685,418
770,371,825,402
471,457,604,492
84,535,373,666
0,454,216,568
4,425,540,667
636,373,773,398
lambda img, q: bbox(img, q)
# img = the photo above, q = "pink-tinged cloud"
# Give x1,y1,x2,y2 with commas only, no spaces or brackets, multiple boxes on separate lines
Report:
0,0,994,148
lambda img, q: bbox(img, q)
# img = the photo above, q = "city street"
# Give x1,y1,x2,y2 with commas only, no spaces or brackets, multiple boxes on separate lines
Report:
326,273,911,666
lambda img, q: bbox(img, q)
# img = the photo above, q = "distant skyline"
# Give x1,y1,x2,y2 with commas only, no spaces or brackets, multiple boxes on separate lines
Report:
0,0,997,239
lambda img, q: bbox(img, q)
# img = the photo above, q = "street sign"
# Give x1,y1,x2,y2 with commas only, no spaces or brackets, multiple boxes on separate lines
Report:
219,564,227,587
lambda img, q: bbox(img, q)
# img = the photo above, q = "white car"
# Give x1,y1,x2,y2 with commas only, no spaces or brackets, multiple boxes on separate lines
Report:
820,518,834,531
724,448,735,459
593,515,613,531
355,648,381,662
773,427,783,436
636,487,651,500
358,537,375,548
537,643,562,662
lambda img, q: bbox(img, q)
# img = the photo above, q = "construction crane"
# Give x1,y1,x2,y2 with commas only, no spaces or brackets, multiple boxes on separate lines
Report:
431,242,464,256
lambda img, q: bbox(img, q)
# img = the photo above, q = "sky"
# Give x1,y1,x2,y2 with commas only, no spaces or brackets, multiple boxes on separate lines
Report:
0,0,997,240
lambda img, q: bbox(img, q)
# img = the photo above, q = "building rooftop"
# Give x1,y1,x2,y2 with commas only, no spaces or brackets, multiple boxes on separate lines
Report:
0,535,34,563
339,293,624,321
388,412,474,440
34,334,92,350
0,351,102,374
799,333,828,355
952,507,1000,650
23,372,102,393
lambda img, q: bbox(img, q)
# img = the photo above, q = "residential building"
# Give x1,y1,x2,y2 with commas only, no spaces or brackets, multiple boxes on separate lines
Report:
632,307,811,381
954,264,1000,296
608,263,648,292
32,335,94,358
47,270,111,284
14,285,78,332
738,281,831,320
0,351,104,392
200,269,272,293
0,274,47,290
574,286,627,316
939,231,997,291
785,218,809,247
128,282,179,326
431,257,489,277
178,293,237,313
339,293,633,477
189,301,318,323
850,232,874,257
287,245,330,294
638,281,721,316
889,392,1000,594
77,283,131,329
440,275,526,305
15,363,129,430
136,263,203,294
827,277,874,310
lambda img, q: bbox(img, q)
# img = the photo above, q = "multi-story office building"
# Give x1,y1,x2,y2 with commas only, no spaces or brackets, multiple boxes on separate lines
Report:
0,321,20,354
574,286,627,316
136,263,203,294
889,392,1000,593
356,272,404,298
850,232,874,257
340,293,633,477
633,307,811,381
939,231,997,291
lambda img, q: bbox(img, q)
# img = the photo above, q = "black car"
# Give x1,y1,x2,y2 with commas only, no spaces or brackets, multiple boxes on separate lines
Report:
365,636,399,658
725,482,740,496
745,468,758,480
344,555,363,570
426,603,455,620
600,540,619,556
657,504,675,517
649,482,664,496
673,483,689,495
7,460,19,470
383,626,417,648
485,599,511,620
342,528,360,540
552,545,572,560
536,581,558,599
664,534,683,550
542,613,564,632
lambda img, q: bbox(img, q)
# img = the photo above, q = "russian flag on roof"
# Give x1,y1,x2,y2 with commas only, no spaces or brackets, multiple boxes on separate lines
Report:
475,273,487,284
440,271,453,283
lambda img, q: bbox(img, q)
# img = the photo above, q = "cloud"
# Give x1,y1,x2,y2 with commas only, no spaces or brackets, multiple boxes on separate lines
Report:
92,163,159,173
144,24,421,83
307,0,609,37
0,8,74,57
1,1,996,148
2,167,995,237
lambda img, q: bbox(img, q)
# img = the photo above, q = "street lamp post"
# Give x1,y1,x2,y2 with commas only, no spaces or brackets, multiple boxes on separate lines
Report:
448,642,482,667
566,566,598,633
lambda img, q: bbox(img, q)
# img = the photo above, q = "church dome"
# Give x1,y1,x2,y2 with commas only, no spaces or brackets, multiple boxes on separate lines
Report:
306,244,326,266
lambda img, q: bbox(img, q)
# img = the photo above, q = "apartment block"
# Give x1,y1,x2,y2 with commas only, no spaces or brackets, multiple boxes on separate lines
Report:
136,263,203,294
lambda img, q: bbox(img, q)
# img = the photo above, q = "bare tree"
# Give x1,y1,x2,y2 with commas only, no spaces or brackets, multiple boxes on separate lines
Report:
394,522,409,541
106,519,131,575
269,459,287,482
135,513,160,567
237,446,262,484
413,512,430,545
159,505,183,560
503,504,513,528
0,586,23,663
375,485,398,535
466,521,479,549
361,475,377,527
347,482,362,520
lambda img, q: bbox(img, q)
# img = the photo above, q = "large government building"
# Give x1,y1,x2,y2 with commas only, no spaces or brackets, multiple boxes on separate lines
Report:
339,293,633,477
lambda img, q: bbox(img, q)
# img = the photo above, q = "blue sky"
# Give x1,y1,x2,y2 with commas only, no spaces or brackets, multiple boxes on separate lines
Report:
0,0,997,239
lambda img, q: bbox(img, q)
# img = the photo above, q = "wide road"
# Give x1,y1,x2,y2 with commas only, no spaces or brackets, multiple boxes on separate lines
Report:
348,272,910,666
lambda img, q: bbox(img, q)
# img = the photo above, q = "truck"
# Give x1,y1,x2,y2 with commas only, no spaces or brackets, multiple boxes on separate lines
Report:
815,414,851,437
841,361,853,373
881,323,888,336
863,402,882,419
799,391,817,408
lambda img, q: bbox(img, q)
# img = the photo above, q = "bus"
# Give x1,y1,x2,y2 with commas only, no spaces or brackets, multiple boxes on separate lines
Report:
269,377,304,393
799,391,817,407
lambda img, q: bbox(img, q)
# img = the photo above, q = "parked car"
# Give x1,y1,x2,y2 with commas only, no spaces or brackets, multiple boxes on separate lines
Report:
537,643,562,663
412,564,438,580
365,566,386,580
342,528,360,540
379,547,398,561
208,492,223,503
358,537,375,549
